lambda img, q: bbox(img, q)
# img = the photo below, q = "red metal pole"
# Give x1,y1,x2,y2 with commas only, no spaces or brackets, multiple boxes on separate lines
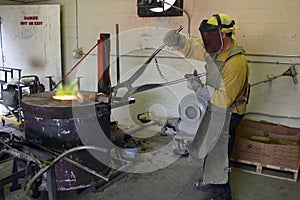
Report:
53,43,98,90
97,33,111,95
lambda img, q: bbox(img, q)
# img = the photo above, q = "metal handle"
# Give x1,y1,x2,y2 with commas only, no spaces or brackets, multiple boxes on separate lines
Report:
150,25,184,59
124,25,184,87
112,25,184,95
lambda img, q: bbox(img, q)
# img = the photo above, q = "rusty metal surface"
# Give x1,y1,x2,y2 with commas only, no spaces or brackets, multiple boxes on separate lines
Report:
21,91,111,191
21,91,101,118
21,91,111,150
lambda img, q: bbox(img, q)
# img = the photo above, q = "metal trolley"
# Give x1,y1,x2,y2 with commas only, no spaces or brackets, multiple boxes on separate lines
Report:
0,67,45,129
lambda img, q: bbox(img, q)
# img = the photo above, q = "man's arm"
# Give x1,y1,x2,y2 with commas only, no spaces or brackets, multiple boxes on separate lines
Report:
210,55,249,109
179,38,206,61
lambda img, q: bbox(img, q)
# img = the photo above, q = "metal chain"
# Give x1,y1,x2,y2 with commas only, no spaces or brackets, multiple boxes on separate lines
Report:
154,58,168,82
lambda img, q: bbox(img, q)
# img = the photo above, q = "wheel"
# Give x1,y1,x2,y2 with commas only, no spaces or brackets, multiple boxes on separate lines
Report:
0,131,12,161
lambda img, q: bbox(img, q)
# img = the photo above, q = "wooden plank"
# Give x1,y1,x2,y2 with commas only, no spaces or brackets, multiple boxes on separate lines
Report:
231,159,299,182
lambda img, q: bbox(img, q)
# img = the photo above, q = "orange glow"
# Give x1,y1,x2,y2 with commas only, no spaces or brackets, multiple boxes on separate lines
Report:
52,94,77,101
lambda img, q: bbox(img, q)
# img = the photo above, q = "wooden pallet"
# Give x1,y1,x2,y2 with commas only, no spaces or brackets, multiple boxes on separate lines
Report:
230,159,299,182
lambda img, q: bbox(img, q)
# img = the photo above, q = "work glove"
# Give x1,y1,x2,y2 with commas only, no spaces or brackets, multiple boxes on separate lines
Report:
163,30,186,50
185,72,203,92
196,85,214,102
185,71,214,102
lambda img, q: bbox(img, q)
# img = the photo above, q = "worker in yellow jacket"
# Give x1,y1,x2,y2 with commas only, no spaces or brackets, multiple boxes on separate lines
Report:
164,13,249,199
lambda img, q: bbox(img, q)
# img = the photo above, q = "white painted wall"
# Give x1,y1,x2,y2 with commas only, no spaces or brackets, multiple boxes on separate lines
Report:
0,0,299,128
0,4,61,89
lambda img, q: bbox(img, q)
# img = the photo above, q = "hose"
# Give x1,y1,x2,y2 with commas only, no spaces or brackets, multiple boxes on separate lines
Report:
25,145,108,199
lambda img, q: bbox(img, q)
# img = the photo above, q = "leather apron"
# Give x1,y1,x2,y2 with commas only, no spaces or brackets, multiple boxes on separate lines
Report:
189,46,245,184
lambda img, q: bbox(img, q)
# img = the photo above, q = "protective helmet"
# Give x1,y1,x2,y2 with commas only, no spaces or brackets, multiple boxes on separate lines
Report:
199,14,238,54
207,14,237,34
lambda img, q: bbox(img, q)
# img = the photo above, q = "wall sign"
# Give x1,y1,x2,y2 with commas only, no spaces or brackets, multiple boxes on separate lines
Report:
20,16,43,26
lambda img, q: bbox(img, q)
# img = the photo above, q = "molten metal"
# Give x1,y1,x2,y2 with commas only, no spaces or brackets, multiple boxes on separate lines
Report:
52,94,77,101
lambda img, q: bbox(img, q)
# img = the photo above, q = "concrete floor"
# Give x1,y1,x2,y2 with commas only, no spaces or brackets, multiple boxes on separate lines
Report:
64,159,300,200
1,124,300,200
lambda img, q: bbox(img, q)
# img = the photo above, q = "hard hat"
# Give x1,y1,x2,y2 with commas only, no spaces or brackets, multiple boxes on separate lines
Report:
199,14,238,54
207,14,238,34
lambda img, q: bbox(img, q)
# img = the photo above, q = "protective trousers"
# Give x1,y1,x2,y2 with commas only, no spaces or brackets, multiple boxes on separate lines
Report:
189,104,231,184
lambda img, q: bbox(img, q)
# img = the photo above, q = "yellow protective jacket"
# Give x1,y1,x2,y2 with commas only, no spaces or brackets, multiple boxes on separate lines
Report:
180,38,249,115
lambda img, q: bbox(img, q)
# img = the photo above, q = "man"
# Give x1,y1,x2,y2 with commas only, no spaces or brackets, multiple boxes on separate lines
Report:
163,14,249,199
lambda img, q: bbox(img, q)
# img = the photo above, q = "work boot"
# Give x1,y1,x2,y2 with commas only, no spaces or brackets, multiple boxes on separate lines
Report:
210,182,232,200
193,180,212,192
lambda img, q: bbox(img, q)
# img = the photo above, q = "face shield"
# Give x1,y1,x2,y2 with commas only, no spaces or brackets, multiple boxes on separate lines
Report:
199,20,223,54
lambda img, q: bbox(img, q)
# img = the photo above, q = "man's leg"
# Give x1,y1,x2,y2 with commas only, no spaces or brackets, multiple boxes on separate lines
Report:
228,113,244,157
209,113,243,199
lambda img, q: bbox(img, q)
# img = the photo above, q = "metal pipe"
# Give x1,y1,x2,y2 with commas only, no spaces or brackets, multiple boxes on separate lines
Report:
0,17,5,68
37,144,111,184
163,1,191,38
98,33,111,95
110,54,185,59
121,72,206,100
245,53,300,66
116,24,120,84
246,53,300,58
53,42,99,90
112,26,183,93
0,140,41,164
162,72,206,86
246,112,300,120
250,65,297,87
25,146,109,198
109,54,300,62
247,60,300,66
46,168,57,200
75,0,79,49
250,75,279,87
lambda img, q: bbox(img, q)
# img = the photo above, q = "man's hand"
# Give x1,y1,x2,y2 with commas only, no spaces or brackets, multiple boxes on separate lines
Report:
185,74,203,92
185,71,214,101
163,30,186,50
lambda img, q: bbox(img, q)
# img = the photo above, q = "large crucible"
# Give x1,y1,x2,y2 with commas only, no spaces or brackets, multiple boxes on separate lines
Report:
21,91,111,191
